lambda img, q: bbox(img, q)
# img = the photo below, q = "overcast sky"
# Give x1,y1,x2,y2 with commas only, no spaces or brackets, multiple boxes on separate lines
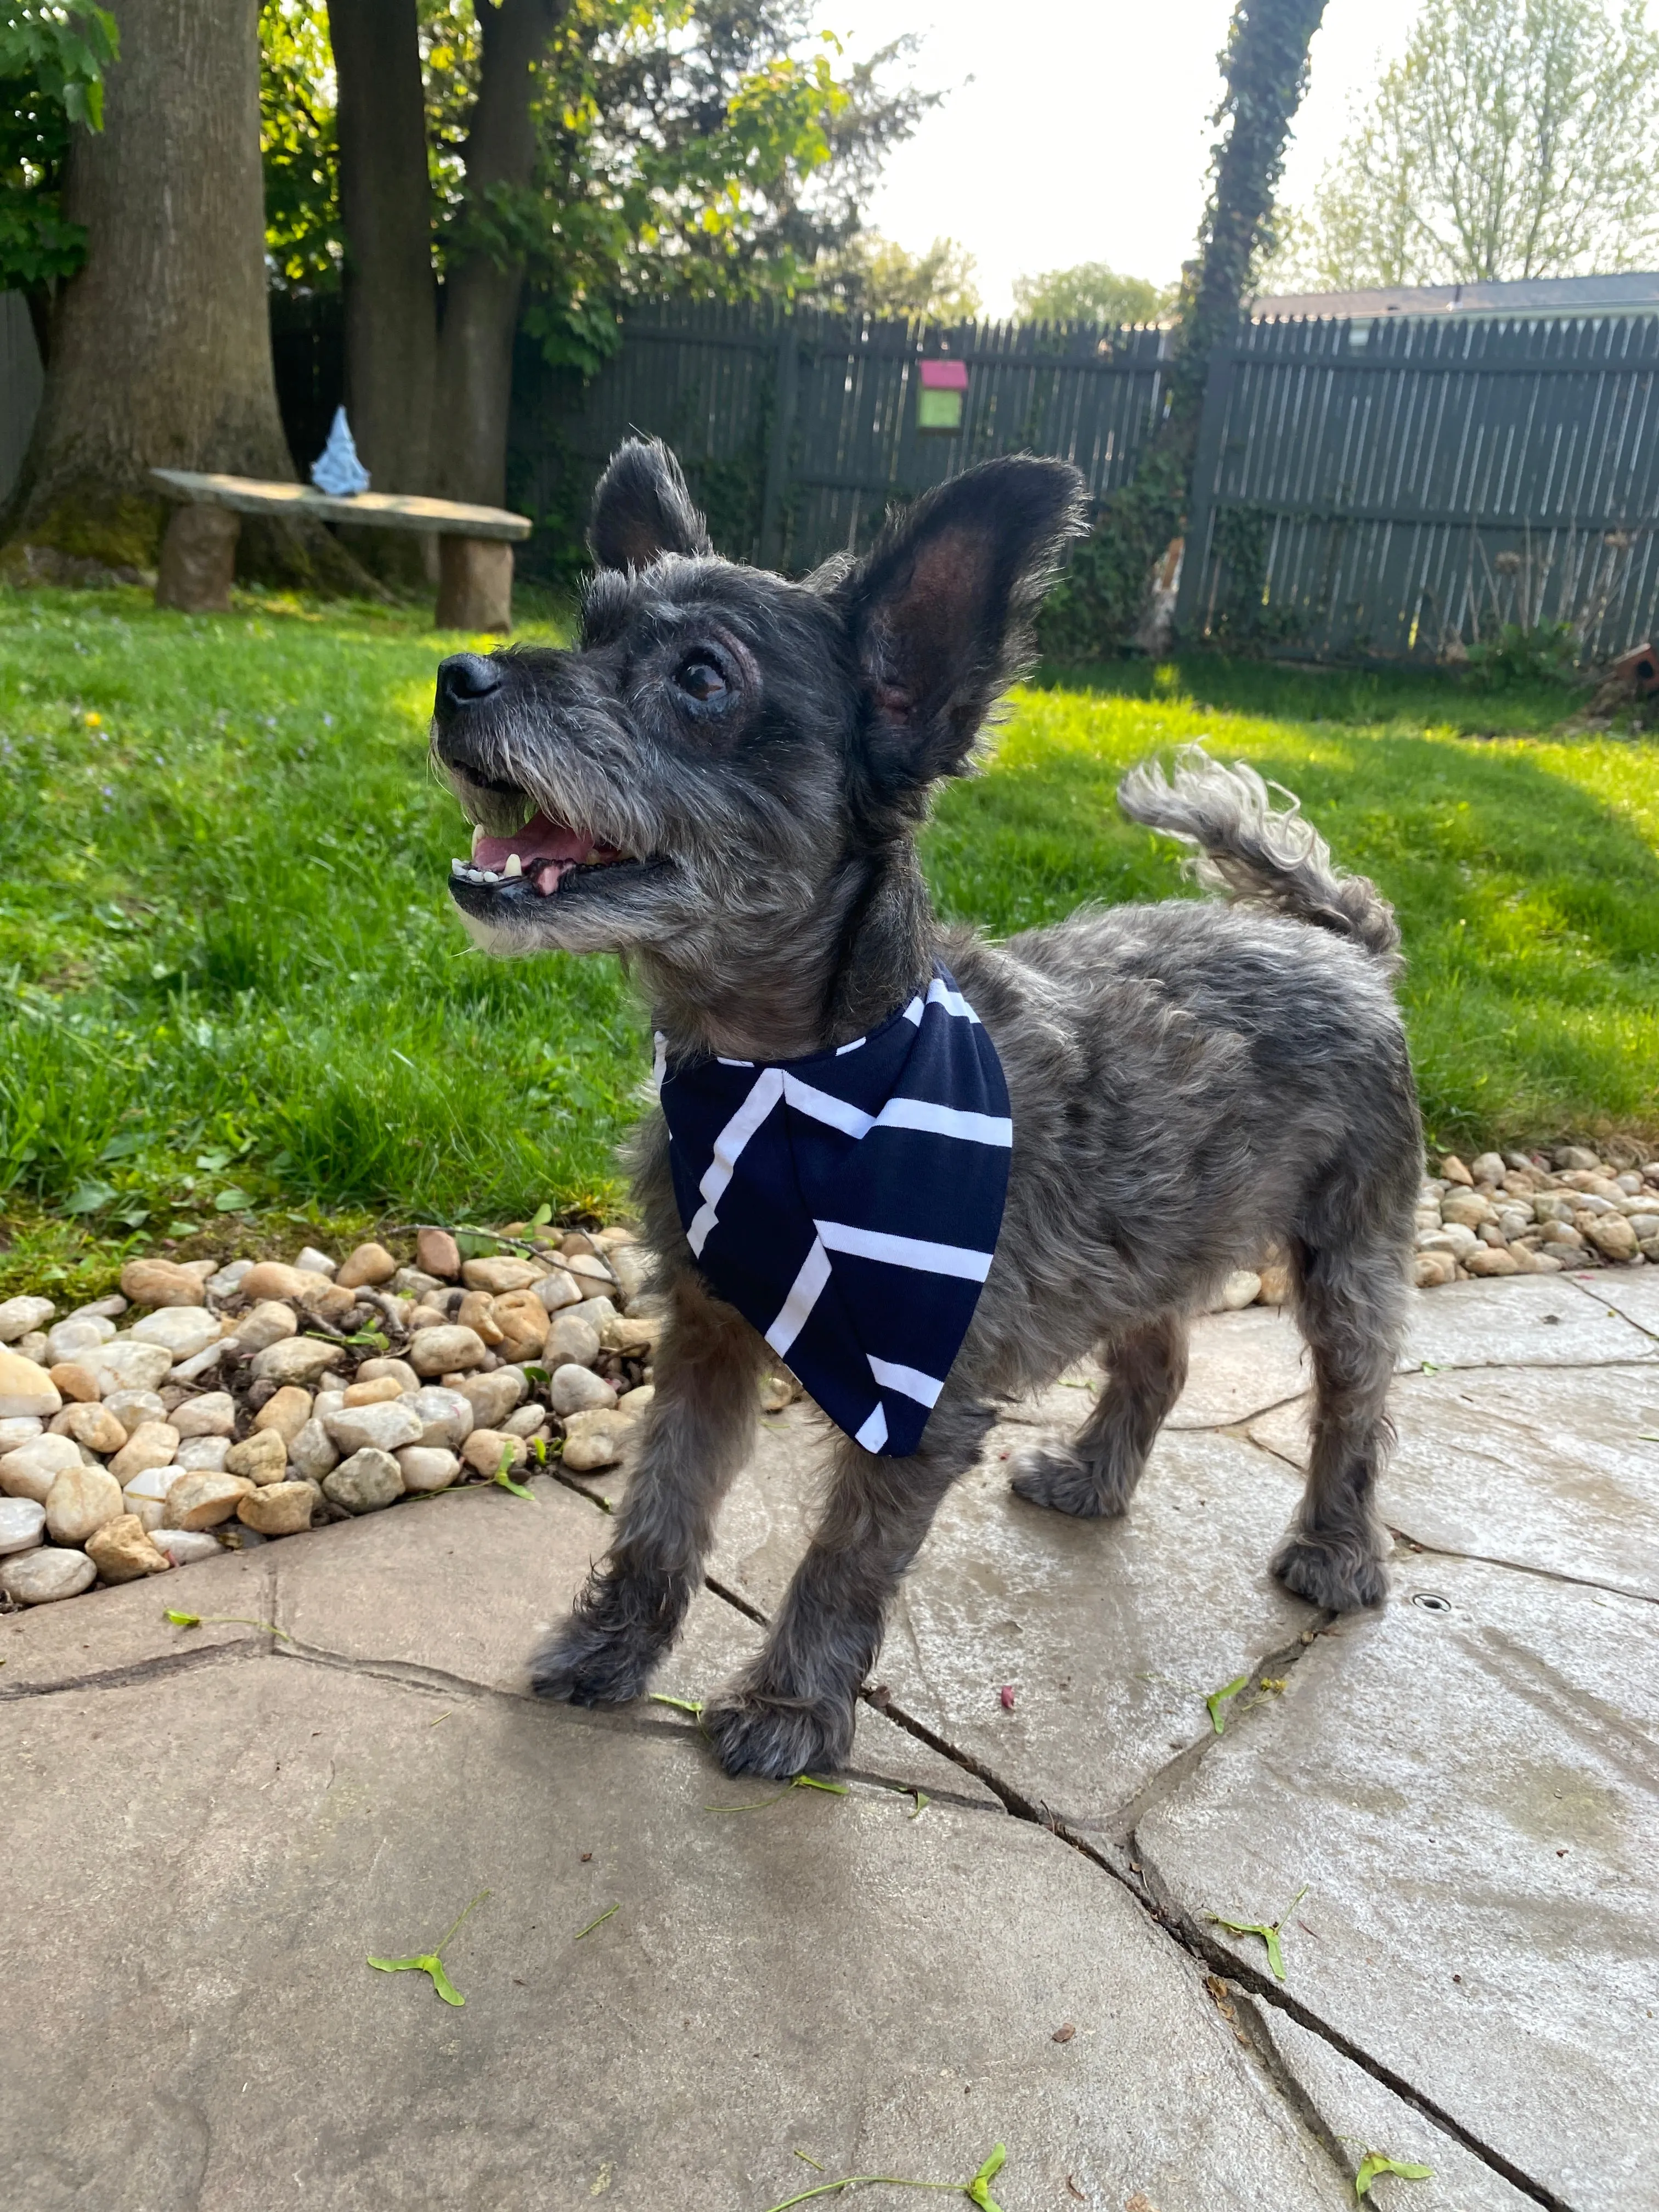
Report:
827,0,1415,315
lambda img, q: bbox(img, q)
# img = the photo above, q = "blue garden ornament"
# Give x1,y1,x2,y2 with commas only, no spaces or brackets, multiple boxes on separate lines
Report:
311,406,371,497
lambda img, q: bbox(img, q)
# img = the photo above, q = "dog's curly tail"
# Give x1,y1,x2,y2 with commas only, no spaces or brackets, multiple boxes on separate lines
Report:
1117,744,1402,975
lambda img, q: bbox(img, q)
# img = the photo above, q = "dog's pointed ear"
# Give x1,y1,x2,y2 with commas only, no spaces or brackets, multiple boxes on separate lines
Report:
589,438,712,571
838,456,1086,783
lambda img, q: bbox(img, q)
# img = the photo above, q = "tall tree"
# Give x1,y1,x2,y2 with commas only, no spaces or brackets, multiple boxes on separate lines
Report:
4,0,352,583
327,0,437,509
1271,0,1659,290
1011,264,1175,328
1040,0,1327,654
267,0,927,526
430,0,562,506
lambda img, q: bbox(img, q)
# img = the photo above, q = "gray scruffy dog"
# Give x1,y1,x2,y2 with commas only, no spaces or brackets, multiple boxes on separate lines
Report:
430,437,1421,1780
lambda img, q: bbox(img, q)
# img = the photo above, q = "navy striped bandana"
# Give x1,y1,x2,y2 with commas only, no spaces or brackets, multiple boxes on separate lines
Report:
656,964,1012,1457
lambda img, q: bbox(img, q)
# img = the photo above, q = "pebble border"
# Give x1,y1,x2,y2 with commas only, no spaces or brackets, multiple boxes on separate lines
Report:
2,1143,1656,1609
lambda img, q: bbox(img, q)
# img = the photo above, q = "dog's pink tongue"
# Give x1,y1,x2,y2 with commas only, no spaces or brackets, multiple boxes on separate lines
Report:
471,810,596,872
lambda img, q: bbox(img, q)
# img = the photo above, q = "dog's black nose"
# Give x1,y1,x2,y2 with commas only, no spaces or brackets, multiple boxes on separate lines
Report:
436,652,503,714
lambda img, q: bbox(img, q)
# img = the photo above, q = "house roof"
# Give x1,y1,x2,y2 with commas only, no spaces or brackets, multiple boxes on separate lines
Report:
1249,272,1659,323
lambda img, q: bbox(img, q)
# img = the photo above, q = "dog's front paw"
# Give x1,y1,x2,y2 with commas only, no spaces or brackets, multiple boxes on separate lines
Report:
702,1684,855,1780
1271,1530,1390,1612
1008,1442,1126,1518
529,1609,659,1707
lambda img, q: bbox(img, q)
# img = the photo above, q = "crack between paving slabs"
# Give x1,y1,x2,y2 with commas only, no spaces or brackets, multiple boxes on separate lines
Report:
705,1559,1569,2211
1239,1422,1659,1612
2,1474,1571,2204
1558,1271,1659,1344
0,1547,287,1703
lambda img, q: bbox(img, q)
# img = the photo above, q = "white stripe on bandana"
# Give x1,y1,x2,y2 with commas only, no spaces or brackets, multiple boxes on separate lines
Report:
658,962,1010,1457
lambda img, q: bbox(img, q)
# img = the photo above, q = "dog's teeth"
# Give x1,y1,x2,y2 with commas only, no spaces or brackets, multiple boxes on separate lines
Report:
482,869,499,883
471,827,484,858
503,852,522,879
451,858,467,873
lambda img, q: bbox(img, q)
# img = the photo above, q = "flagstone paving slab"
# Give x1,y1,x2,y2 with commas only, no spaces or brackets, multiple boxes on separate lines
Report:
1402,1274,1659,1371
656,1409,1319,1826
1135,1552,1659,2212
0,1542,273,1697
1169,1305,1313,1428
0,1654,1354,2211
1248,2004,1540,2212
269,1470,990,1805
1571,1266,1659,1342
1250,1364,1659,1601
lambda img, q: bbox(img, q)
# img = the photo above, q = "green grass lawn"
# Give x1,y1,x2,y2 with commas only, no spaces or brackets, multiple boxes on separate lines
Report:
1,586,1655,1299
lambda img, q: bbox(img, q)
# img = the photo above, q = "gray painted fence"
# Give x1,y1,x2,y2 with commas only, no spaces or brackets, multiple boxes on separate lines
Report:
1177,312,1659,661
510,299,1171,576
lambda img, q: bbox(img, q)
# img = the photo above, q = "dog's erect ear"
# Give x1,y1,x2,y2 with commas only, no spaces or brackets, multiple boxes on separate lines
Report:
838,456,1085,784
589,438,713,571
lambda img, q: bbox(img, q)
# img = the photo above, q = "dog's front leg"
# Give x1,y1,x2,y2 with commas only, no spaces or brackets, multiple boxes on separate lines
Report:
530,1271,768,1707
703,1395,993,1779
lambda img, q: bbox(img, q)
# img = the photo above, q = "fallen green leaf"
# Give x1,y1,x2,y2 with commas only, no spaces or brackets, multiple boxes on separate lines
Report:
1355,2150,1435,2197
493,1443,538,1500
910,1790,929,1820
794,2150,826,2170
1208,1883,1309,1982
528,1203,554,1230
367,1888,489,2007
967,2144,1006,2209
164,1609,291,1641
647,1692,704,1715
1205,1673,1249,1734
573,1902,620,1940
761,2141,1007,2211
706,1774,850,1813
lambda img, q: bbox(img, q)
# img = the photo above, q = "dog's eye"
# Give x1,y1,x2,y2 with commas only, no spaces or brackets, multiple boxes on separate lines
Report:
673,651,728,706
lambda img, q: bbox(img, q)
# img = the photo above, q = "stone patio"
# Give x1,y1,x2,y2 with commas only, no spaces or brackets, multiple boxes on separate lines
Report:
4,1274,1655,2210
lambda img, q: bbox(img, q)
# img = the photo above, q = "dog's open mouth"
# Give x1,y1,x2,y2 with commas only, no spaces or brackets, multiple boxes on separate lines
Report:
449,808,640,899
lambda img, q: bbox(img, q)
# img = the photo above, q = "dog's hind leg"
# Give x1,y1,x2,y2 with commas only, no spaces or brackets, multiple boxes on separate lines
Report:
530,1272,768,1706
702,1395,994,1779
1271,1236,1404,1612
1008,1312,1188,1517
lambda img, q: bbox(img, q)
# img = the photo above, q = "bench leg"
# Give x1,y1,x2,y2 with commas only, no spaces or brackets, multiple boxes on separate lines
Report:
436,536,513,631
155,505,240,613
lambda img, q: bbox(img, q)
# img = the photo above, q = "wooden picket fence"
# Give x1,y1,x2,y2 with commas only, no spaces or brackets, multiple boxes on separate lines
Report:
511,295,1659,662
511,298,1170,576
1177,311,1659,661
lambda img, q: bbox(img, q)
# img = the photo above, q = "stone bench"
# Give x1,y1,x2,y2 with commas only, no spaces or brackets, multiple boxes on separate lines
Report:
148,469,534,631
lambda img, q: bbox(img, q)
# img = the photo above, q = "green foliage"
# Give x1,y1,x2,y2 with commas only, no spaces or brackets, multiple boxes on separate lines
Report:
0,0,117,295
1035,442,1187,661
806,230,980,323
1012,261,1175,326
1269,0,1659,290
259,0,338,291
1468,620,1580,690
259,1,929,372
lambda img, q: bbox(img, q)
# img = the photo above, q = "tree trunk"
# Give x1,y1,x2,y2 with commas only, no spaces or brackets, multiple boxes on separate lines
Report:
327,0,438,585
1169,0,1329,442
2,0,359,589
1040,0,1326,654
432,0,563,508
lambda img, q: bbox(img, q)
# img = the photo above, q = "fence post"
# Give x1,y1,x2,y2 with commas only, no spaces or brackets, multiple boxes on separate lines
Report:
758,307,799,569
1174,330,1239,640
